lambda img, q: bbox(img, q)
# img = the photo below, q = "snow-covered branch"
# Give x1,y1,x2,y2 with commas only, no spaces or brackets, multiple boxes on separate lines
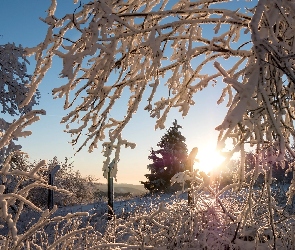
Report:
23,0,253,155
0,110,46,150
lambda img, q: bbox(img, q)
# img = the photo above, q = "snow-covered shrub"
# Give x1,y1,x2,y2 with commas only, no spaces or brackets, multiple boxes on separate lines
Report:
0,151,97,249
7,155,100,208
29,157,99,207
168,168,295,249
105,197,233,249
53,158,99,206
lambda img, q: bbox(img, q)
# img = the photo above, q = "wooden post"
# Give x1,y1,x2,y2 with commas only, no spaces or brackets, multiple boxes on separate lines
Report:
48,165,60,210
187,148,198,206
107,160,115,220
188,161,193,206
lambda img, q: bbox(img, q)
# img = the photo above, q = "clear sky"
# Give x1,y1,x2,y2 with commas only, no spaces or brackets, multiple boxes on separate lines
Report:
0,0,254,184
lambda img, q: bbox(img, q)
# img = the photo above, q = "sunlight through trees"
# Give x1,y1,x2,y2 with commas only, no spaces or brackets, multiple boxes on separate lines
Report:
2,0,295,248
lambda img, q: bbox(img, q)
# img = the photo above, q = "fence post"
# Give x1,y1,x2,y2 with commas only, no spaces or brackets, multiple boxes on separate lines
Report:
187,148,198,206
108,160,115,220
48,165,60,210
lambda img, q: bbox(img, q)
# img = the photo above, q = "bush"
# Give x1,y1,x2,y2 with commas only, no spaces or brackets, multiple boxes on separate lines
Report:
8,154,100,208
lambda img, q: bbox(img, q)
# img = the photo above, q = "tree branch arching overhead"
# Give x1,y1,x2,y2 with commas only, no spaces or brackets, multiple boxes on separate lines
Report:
21,0,295,181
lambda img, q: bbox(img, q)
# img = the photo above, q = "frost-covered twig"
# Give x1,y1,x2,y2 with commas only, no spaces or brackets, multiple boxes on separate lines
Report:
0,110,46,150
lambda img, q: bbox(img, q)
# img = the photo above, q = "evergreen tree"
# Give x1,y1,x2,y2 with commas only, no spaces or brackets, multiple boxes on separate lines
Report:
141,120,188,192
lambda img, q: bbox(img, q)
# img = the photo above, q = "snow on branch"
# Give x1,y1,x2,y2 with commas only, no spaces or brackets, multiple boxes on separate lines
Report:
23,0,253,155
0,43,42,162
0,43,40,116
214,0,295,167
18,0,295,190
0,110,46,150
101,133,136,180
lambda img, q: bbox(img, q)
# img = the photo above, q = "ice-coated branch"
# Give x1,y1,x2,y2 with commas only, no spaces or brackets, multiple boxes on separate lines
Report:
0,43,40,116
0,110,46,150
22,0,253,156
17,0,295,189
0,43,41,162
101,133,136,179
214,0,295,177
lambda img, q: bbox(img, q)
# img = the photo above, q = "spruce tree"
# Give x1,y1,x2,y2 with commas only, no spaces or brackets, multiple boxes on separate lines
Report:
141,120,188,192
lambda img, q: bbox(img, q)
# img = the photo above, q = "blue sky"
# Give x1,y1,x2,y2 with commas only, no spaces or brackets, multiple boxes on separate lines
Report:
0,0,254,184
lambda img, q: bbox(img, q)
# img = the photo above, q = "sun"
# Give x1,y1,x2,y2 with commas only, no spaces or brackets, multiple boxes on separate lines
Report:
194,145,225,174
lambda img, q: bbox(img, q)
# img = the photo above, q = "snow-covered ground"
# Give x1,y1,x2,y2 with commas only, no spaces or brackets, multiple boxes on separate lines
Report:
57,192,188,217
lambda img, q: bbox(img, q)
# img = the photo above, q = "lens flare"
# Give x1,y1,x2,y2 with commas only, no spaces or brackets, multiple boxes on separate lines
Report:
194,145,224,173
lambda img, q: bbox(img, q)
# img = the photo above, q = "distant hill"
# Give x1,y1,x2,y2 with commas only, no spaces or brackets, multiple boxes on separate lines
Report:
95,183,147,196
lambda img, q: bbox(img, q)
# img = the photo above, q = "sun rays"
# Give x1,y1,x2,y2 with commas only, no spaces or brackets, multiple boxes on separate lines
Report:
193,144,225,174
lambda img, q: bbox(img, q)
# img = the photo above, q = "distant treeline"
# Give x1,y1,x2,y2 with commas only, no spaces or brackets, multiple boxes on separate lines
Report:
96,191,133,198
